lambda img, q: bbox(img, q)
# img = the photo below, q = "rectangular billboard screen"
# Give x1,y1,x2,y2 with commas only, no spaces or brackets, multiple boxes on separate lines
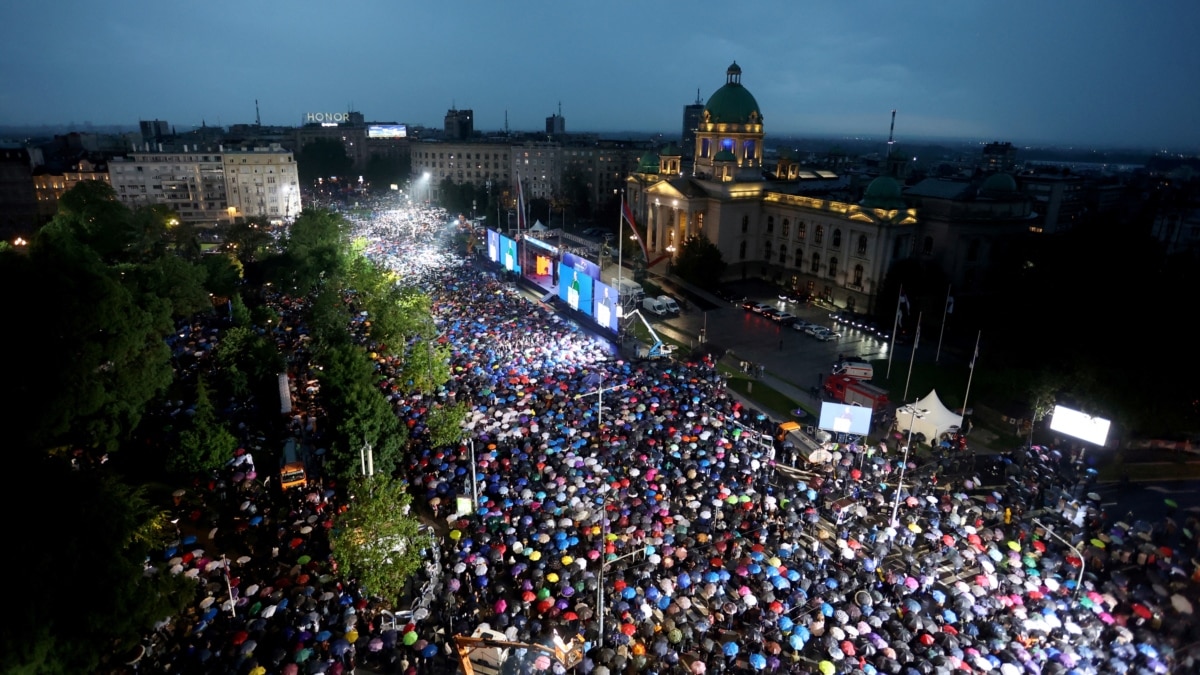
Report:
1048,405,1111,446
368,124,407,139
818,402,874,436
593,280,619,333
558,262,594,317
486,229,500,263
561,252,601,282
499,234,521,274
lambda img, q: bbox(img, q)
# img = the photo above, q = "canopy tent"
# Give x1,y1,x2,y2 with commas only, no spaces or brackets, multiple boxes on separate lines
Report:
898,390,962,443
528,220,549,232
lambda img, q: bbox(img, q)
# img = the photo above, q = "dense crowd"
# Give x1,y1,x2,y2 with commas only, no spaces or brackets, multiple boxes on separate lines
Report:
132,197,1198,675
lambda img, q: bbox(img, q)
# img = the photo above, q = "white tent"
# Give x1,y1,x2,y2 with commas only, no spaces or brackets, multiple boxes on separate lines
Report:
898,389,963,443
528,219,548,232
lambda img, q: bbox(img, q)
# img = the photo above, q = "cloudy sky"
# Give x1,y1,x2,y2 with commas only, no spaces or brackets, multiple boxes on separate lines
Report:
2,0,1198,149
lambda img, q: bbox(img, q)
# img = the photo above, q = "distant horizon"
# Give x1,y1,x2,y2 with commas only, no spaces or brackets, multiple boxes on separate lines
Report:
1,120,1189,157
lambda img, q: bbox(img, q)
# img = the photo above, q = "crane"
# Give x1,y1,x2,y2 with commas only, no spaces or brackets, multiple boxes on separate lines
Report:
625,308,676,359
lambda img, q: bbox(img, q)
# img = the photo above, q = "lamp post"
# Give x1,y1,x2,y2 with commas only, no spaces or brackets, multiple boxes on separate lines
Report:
422,171,431,204
1033,518,1084,600
890,405,927,527
574,383,628,429
596,543,650,649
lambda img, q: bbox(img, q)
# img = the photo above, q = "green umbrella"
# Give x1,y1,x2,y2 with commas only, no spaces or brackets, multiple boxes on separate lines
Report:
295,648,312,663
1165,498,1179,509
296,555,312,565
403,631,419,646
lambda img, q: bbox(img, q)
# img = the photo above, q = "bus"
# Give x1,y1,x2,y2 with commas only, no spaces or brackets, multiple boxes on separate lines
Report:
279,437,307,491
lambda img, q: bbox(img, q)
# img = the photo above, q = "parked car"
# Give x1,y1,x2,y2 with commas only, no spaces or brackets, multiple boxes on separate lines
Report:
818,327,842,340
750,302,773,314
760,307,781,320
773,311,798,325
791,319,812,332
805,324,827,337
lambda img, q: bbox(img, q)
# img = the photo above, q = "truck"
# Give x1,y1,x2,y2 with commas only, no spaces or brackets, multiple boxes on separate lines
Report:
642,296,668,315
609,277,645,302
832,360,873,381
279,437,307,491
657,295,681,313
823,375,889,412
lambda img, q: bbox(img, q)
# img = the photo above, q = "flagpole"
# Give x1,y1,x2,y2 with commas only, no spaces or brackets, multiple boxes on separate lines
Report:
618,192,625,326
960,330,981,429
886,285,903,380
935,284,951,364
902,311,921,402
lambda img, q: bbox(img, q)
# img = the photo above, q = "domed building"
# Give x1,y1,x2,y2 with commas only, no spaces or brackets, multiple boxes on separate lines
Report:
624,63,1028,314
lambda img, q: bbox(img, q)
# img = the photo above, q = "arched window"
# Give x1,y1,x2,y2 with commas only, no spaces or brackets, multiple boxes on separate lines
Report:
923,236,934,255
797,222,806,241
810,252,820,273
779,244,788,264
815,225,824,245
832,229,842,248
782,219,790,238
738,240,747,260
741,215,749,233
743,139,755,160
764,241,773,261
857,234,868,255
853,264,864,286
829,257,838,278
766,216,774,234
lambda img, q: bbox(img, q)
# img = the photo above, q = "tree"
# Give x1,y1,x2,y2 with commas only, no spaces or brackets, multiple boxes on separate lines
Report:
330,474,431,603
3,459,192,673
424,400,468,448
123,253,212,319
202,252,243,298
224,216,273,265
275,209,350,295
364,154,410,192
168,378,239,473
297,138,353,184
671,234,727,291
317,342,407,479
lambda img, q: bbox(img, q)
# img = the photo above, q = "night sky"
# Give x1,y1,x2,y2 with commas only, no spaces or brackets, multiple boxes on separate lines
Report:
2,0,1198,148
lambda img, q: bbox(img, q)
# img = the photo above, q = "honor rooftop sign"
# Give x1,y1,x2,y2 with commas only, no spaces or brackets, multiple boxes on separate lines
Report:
305,112,350,123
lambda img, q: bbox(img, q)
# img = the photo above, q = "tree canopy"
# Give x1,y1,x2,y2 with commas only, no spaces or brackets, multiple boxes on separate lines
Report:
329,474,431,603
672,233,727,291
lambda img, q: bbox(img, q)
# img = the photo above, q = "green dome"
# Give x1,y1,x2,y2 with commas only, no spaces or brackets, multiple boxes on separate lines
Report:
861,176,906,209
713,149,738,162
981,172,1018,196
704,62,762,125
661,143,682,157
637,151,660,173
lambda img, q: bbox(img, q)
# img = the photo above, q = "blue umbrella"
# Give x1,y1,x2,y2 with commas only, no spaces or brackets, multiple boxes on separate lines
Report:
421,643,439,658
723,641,739,657
789,634,804,650
749,653,767,670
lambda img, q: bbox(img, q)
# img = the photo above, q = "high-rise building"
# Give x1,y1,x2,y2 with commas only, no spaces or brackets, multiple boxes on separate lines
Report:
139,119,171,143
444,108,474,140
546,111,566,136
681,91,705,159
980,142,1017,174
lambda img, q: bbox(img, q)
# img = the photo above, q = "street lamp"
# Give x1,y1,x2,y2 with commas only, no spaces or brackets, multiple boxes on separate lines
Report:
422,171,431,203
890,405,928,527
574,383,628,429
1033,518,1084,600
596,540,650,649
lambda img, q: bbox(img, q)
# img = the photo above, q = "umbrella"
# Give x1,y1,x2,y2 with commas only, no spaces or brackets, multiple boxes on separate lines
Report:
1171,593,1194,615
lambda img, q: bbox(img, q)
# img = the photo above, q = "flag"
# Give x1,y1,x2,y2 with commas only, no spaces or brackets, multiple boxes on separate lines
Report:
899,292,910,315
621,195,651,262
969,340,980,370
946,295,955,315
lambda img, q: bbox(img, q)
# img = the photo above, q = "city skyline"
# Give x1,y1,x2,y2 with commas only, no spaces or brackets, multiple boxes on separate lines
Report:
2,0,1198,150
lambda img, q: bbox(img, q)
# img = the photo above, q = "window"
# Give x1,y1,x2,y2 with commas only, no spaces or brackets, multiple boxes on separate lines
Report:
923,236,934,255
743,139,755,160
857,234,868,255
741,215,749,233
829,257,838,278
764,241,773,261
767,216,774,234
782,219,790,238
810,252,820,273
797,222,806,241
815,225,824,245
853,264,864,286
832,229,842,248
721,138,734,153
739,240,747,260
779,244,788,264
794,248,803,267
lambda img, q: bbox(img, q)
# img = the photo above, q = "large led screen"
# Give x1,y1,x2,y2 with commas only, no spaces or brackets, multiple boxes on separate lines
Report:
1048,405,1111,446
818,402,873,436
499,234,521,274
487,229,500,263
368,124,407,138
593,280,619,333
561,252,601,282
558,262,594,316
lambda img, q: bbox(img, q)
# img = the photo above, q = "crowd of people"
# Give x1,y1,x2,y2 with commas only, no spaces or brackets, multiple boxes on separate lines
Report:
132,197,1198,675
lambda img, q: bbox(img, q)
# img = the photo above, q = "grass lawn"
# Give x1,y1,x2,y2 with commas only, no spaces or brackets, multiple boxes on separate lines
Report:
200,243,220,252
1097,460,1200,482
727,376,806,419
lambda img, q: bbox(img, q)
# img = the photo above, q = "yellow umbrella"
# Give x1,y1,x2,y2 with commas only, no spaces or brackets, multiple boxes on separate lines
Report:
907,523,922,534
345,630,359,643
1007,541,1021,552
1089,538,1106,549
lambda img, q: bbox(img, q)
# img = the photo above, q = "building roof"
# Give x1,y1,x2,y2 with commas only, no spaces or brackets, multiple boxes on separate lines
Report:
905,178,974,200
637,151,660,173
860,175,906,209
980,172,1018,197
704,62,762,125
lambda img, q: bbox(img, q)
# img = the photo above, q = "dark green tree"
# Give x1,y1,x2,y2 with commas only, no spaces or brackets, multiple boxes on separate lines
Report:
201,252,243,298
424,400,468,448
672,234,727,291
364,154,411,192
224,216,273,265
123,253,212,319
168,377,239,473
317,342,407,479
297,138,353,184
329,474,430,604
274,209,349,295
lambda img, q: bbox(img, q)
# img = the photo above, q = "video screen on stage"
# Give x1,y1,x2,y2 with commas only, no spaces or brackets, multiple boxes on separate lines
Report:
561,253,601,282
593,280,619,333
499,234,521,274
487,229,500,263
368,124,407,139
1049,405,1111,446
558,262,594,317
818,402,873,435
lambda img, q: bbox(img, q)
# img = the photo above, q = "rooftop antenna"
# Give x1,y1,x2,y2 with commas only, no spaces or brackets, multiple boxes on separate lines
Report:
255,100,261,127
887,109,896,159
696,88,702,105
505,110,509,135
558,101,562,117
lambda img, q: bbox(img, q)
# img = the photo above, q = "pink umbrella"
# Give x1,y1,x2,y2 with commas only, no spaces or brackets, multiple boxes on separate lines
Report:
495,599,507,614
691,660,707,674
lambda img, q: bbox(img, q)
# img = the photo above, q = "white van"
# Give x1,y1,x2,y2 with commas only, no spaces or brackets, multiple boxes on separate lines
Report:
657,295,680,313
610,277,644,302
642,296,668,315
832,360,873,381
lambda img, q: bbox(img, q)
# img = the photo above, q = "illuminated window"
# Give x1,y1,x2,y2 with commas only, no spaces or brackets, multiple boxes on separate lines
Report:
782,219,789,237
797,222,805,241
815,225,824,245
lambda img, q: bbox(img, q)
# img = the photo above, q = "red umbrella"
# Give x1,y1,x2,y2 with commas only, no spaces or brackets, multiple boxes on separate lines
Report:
919,633,935,646
621,623,637,636
231,630,249,645
942,535,955,547
562,611,578,621
1132,604,1152,619
290,537,304,549
1032,540,1046,553
711,557,724,568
